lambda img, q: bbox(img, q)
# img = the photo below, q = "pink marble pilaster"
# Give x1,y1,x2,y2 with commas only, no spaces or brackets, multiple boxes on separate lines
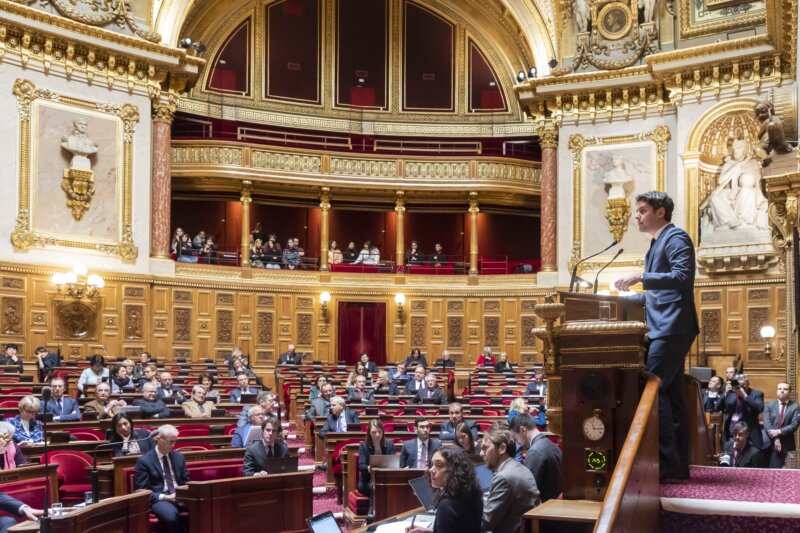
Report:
539,131,558,272
150,103,175,259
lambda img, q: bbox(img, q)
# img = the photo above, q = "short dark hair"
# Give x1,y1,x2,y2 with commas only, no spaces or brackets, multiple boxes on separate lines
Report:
261,416,282,432
414,416,429,428
510,413,537,432
89,354,106,367
732,421,750,436
35,346,48,354
635,191,674,221
484,426,517,456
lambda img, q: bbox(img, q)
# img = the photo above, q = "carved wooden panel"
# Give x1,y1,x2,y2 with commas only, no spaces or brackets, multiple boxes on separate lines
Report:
256,350,274,361
174,291,192,303
522,352,536,363
1,297,23,336
125,305,144,339
297,297,313,309
55,301,96,339
701,309,720,344
700,291,721,303
31,311,46,327
123,347,142,358
447,301,463,312
217,310,233,343
484,301,500,311
484,316,499,347
297,314,312,346
521,300,536,310
411,316,426,347
124,287,145,298
216,293,234,305
521,316,536,348
2,277,23,290
257,295,274,307
257,312,274,345
174,348,191,358
748,307,769,343
748,289,769,301
411,301,426,311
447,317,462,348
174,308,191,342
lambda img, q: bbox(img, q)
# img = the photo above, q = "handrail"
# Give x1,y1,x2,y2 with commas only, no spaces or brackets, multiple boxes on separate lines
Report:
594,373,660,533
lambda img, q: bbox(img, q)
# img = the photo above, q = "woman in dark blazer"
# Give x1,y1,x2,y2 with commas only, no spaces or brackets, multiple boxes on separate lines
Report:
108,413,153,457
357,420,394,495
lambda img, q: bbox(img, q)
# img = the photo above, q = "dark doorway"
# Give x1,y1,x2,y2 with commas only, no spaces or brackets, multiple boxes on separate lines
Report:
337,302,387,366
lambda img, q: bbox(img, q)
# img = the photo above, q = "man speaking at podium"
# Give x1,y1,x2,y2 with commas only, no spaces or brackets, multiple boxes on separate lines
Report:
615,191,699,482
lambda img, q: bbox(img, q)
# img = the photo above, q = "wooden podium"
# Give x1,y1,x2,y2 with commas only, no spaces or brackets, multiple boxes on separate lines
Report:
534,292,649,501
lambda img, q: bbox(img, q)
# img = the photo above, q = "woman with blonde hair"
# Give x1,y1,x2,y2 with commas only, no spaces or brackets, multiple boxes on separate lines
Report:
8,396,43,445
0,421,26,468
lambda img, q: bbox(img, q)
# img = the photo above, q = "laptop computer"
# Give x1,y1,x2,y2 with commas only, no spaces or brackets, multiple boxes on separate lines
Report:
243,425,262,447
408,476,438,512
239,393,258,404
369,455,400,468
266,456,298,474
307,510,342,532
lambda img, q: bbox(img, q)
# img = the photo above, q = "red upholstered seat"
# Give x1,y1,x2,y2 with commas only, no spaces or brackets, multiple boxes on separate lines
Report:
43,450,93,505
469,399,490,406
332,438,361,476
0,399,19,407
173,441,214,451
69,428,105,441
224,423,237,436
347,490,370,515
176,424,210,437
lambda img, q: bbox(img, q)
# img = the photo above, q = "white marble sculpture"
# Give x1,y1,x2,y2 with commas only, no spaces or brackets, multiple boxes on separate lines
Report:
573,0,590,33
638,0,658,23
602,154,633,199
61,118,99,170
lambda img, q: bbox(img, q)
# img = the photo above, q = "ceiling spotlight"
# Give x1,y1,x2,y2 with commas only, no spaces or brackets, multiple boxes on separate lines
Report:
194,43,207,53
179,37,206,54
548,58,558,68
516,71,526,83
528,67,537,79
488,81,496,87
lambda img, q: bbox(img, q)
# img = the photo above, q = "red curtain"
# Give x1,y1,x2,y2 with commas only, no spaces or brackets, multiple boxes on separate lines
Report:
337,302,386,366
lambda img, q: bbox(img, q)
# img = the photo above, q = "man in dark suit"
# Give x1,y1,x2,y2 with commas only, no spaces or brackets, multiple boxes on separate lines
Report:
722,373,764,450
156,372,186,405
229,373,260,403
0,493,42,533
723,421,764,468
231,406,265,447
615,191,699,481
304,383,333,422
399,417,441,468
359,352,378,373
412,374,448,405
0,344,23,373
41,377,81,422
525,368,548,397
511,413,562,502
236,392,277,427
277,344,302,365
135,382,172,419
243,416,290,476
319,396,360,439
439,402,478,441
133,425,190,533
347,375,375,404
764,382,800,468
702,376,725,413
404,366,427,395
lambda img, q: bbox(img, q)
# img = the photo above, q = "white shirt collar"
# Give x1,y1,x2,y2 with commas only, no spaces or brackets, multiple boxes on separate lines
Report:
652,224,669,241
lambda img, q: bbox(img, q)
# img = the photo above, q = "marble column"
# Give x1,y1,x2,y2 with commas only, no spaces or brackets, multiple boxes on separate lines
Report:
150,99,176,259
469,192,479,275
395,191,406,269
319,187,331,272
240,181,252,268
539,128,558,272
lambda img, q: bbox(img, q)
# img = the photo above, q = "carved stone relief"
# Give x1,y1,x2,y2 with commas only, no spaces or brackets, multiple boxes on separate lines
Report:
701,309,721,344
447,317,462,348
521,316,537,348
485,317,499,348
297,314,312,346
125,305,143,339
2,298,23,336
257,312,274,345
217,310,233,343
411,317,426,347
174,308,191,342
55,301,96,339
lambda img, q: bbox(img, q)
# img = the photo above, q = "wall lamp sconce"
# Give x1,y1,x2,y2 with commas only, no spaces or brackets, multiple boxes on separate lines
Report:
52,264,104,299
178,38,207,53
320,291,332,321
395,293,406,322
528,67,537,79
760,325,783,361
516,71,526,83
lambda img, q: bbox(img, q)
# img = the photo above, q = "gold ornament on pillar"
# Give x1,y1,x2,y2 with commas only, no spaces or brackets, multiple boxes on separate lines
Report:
240,181,253,268
319,187,331,272
469,192,480,275
152,96,177,125
395,191,406,268
539,128,558,149
605,197,631,243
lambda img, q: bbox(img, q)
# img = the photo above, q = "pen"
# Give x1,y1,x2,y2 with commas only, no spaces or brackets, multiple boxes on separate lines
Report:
410,515,416,528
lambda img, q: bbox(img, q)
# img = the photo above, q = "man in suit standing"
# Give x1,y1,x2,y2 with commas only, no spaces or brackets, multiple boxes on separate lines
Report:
412,374,448,405
42,377,81,422
399,417,441,468
0,493,42,533
134,425,190,533
723,421,764,468
439,402,478,441
135,382,172,419
319,397,359,439
764,381,800,468
722,373,764,450
181,386,216,418
231,406,266,448
511,413,563,502
243,416,290,476
404,366,427,395
230,373,260,403
277,344,302,365
481,426,540,533
359,352,378,373
347,375,375,404
615,191,699,481
304,383,333,422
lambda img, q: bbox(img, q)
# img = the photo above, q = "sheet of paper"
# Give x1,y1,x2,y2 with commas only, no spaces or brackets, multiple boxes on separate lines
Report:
374,514,435,533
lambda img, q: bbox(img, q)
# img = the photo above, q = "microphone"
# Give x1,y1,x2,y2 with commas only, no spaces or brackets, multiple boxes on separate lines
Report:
40,386,52,416
91,429,158,503
570,240,618,292
593,248,624,294
40,386,53,533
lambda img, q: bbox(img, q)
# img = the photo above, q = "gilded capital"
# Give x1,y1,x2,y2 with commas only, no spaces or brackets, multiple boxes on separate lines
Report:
152,99,176,125
468,191,480,214
538,126,558,149
240,180,253,204
320,186,331,210
395,190,406,214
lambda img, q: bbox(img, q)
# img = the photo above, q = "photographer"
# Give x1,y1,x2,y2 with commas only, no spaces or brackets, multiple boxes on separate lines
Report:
723,373,765,450
720,421,763,468
200,234,218,264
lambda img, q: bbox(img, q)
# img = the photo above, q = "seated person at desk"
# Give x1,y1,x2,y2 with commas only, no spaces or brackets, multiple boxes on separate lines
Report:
373,370,399,395
407,446,483,533
41,377,81,422
508,398,546,428
229,357,256,379
135,382,172,419
433,350,456,369
400,417,441,468
309,375,328,401
359,352,378,373
134,425,190,533
157,372,186,405
7,396,43,445
428,242,446,267
181,385,216,418
109,412,154,457
455,422,481,455
278,344,302,365
346,362,372,388
230,373,260,403
405,347,428,369
133,351,152,383
405,366,428,396
197,373,220,404
238,392,277,427
439,403,478,442
77,354,109,396
231,406,266,448
388,362,410,383
304,384,332,422
722,421,764,468
35,346,60,382
357,420,394,496
702,376,725,413
319,396,360,438
0,493,42,533
481,426,540,533
110,364,136,393
0,344,23,373
82,382,127,419
0,422,27,469
525,368,548,397
494,352,513,373
511,413,563,503
412,374,448,405
476,347,496,368
243,416,290,476
138,363,160,392
347,375,375,404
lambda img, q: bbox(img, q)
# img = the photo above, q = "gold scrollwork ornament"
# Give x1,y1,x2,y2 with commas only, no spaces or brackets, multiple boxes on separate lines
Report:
605,197,631,243
61,168,95,220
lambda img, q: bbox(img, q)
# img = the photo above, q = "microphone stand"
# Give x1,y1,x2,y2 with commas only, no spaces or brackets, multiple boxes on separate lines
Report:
40,386,52,533
593,249,624,294
91,431,157,503
570,241,618,292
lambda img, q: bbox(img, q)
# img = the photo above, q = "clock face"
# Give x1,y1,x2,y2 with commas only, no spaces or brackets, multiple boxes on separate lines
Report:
582,416,605,441
586,450,608,472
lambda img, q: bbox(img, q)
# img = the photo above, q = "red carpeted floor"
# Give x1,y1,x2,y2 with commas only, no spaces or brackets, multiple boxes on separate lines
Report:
288,424,341,520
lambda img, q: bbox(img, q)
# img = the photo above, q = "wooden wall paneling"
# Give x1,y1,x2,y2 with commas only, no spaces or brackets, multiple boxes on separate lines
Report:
502,298,516,361
278,295,293,353
237,292,253,354
430,298,444,359
151,287,170,357
466,299,481,363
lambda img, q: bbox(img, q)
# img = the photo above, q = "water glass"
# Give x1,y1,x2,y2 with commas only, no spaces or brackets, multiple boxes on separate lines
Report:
51,503,63,517
85,490,94,504
598,301,612,321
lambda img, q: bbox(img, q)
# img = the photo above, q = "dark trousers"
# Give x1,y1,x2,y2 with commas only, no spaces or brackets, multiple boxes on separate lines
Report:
647,334,695,477
152,500,188,533
0,516,17,533
769,445,788,468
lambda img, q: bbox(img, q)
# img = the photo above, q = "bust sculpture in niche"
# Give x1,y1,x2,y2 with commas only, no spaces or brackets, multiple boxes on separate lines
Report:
61,118,99,170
